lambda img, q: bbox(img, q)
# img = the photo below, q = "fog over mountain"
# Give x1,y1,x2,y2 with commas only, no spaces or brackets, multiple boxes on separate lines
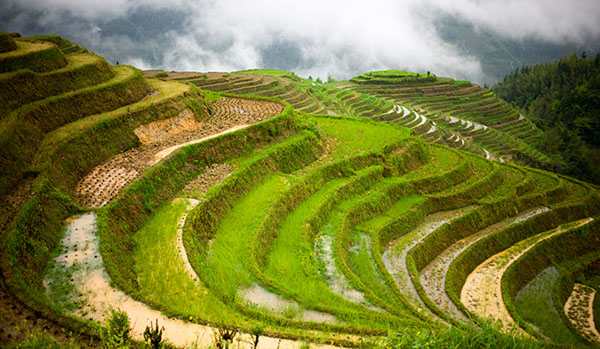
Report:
2,0,599,84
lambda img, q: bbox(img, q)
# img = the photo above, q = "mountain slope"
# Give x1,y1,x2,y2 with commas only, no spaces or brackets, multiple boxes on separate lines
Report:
494,53,600,184
1,34,599,348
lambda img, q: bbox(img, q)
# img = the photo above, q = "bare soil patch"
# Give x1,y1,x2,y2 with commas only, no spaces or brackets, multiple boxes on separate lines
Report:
183,163,234,197
76,97,284,208
420,207,549,323
134,108,200,144
382,206,476,317
461,218,593,333
565,283,600,343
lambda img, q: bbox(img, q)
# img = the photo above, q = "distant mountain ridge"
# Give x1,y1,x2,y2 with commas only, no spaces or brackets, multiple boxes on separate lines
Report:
1,6,598,85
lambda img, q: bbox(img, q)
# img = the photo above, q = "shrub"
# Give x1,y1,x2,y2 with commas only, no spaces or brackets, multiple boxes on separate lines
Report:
99,308,131,348
0,31,17,52
212,327,238,349
249,325,264,349
143,319,165,349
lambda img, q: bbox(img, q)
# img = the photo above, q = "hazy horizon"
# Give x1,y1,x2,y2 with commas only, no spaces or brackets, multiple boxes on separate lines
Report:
2,0,599,84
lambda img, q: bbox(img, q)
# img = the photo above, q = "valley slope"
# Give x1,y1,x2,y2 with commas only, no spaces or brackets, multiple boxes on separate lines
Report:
1,33,599,348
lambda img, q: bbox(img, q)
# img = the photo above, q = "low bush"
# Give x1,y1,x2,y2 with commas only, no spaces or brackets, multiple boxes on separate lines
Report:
0,31,17,52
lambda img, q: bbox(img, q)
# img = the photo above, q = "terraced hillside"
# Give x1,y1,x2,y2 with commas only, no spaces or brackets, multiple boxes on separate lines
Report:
2,34,600,348
348,71,550,167
146,69,550,169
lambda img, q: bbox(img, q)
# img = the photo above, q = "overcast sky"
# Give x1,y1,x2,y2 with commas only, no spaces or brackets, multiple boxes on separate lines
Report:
2,0,600,83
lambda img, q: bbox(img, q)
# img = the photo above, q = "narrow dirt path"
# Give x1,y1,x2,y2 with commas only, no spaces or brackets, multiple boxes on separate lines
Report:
175,198,201,283
45,96,351,347
176,163,234,282
46,212,340,348
564,283,600,344
149,125,249,166
420,207,549,323
461,218,594,333
76,97,283,208
382,206,476,317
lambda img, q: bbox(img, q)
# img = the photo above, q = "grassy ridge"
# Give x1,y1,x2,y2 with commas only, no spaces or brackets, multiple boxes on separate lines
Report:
0,31,17,53
444,188,600,322
0,84,206,344
351,70,437,85
0,40,66,73
101,109,301,294
33,79,198,197
0,53,114,115
0,175,85,337
503,218,600,345
0,65,149,197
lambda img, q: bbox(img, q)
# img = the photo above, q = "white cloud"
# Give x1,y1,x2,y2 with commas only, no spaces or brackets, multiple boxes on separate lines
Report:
159,0,485,80
2,0,599,83
428,0,600,43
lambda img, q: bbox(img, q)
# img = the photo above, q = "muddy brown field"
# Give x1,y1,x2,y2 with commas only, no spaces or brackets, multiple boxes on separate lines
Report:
76,97,284,208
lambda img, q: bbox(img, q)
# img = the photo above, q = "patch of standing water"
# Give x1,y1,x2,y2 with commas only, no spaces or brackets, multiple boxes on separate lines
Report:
238,284,338,324
401,106,410,117
461,218,593,334
316,234,367,304
419,207,549,324
382,206,476,318
347,233,389,313
45,213,340,348
514,266,559,340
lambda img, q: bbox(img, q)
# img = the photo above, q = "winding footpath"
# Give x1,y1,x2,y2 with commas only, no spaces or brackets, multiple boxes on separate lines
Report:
461,218,594,333
420,207,549,323
47,207,339,348
382,206,476,317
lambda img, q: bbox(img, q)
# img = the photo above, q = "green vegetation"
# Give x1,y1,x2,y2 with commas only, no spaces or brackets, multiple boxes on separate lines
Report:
235,68,300,80
0,40,67,73
135,199,244,324
504,219,600,346
2,34,600,349
98,308,131,348
351,70,437,84
494,53,600,184
0,53,114,115
0,31,17,53
377,322,541,348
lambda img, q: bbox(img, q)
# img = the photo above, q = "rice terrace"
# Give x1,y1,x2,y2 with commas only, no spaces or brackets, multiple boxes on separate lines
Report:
1,31,600,349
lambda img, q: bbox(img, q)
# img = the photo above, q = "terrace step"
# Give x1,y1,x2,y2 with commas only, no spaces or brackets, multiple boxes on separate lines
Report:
0,53,114,115
419,206,549,323
460,218,594,332
0,39,67,73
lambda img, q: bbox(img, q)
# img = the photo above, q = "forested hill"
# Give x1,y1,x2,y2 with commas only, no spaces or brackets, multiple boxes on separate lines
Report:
494,53,600,185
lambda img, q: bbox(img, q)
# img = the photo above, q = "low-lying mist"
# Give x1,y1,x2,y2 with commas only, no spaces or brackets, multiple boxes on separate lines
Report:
2,0,599,84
